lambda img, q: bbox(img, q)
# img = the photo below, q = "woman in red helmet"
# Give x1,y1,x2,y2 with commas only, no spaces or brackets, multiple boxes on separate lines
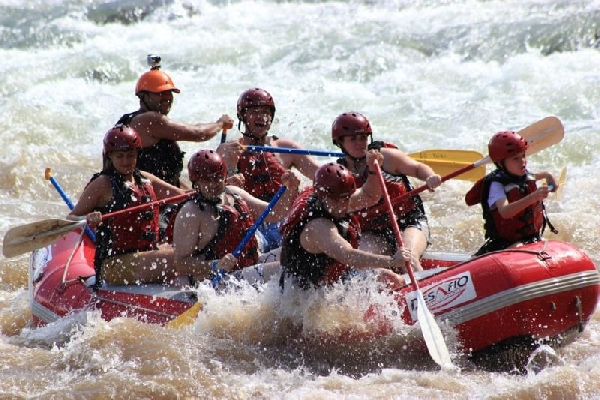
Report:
331,111,441,272
465,131,557,255
67,125,199,285
116,56,234,188
172,149,301,283
280,159,409,290
216,87,320,252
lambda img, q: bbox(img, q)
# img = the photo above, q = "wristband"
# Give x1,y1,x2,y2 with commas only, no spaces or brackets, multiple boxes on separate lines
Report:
211,259,218,273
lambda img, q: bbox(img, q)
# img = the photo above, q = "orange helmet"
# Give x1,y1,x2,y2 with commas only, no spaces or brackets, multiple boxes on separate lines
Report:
135,68,180,95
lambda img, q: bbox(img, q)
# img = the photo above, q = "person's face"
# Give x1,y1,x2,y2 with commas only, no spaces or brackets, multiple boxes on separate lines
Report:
243,106,272,138
320,195,351,219
339,134,369,159
195,175,226,200
108,150,138,175
502,152,527,176
144,90,174,115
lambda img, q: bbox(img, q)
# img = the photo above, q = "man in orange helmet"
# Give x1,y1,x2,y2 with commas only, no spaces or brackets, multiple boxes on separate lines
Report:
116,55,234,189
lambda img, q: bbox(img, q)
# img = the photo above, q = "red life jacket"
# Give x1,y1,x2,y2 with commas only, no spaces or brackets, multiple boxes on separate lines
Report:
465,170,545,243
188,191,259,271
281,188,360,289
93,169,160,259
238,149,287,201
339,141,425,232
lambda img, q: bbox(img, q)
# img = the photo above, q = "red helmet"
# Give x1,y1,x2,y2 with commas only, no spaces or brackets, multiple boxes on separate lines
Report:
135,68,180,95
103,125,142,154
237,88,276,122
314,163,356,199
331,111,372,145
488,131,528,163
188,149,227,182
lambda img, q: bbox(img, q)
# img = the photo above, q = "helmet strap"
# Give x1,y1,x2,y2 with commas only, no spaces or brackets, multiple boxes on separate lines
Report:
241,124,268,144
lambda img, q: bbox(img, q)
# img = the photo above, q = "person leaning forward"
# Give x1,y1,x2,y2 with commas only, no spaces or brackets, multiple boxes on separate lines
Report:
280,153,410,290
67,125,192,286
173,149,301,283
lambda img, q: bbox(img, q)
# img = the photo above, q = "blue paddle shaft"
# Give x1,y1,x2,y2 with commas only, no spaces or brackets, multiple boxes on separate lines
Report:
232,185,287,258
245,145,344,158
48,176,96,242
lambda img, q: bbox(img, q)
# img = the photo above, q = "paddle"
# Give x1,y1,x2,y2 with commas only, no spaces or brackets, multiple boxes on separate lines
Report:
546,167,567,200
45,168,97,242
390,116,565,205
372,160,454,369
210,184,288,286
244,145,485,181
165,184,289,328
164,302,203,329
3,219,88,258
2,191,195,258
220,128,228,144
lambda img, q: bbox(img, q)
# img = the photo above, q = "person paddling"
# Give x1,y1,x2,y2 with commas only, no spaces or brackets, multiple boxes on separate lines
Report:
172,149,300,283
216,88,320,252
280,159,410,290
67,125,194,286
465,131,558,255
116,55,234,188
331,111,441,272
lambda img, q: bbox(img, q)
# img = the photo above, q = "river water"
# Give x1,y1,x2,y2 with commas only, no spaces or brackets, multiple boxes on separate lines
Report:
1,0,599,398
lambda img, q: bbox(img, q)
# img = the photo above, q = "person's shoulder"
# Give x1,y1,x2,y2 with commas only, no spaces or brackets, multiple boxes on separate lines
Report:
86,173,112,190
131,111,169,130
272,136,303,149
225,185,254,200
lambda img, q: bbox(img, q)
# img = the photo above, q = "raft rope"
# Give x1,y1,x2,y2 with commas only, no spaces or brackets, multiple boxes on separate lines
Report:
61,226,86,285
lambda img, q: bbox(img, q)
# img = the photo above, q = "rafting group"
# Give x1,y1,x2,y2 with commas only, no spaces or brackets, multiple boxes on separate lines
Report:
41,54,561,294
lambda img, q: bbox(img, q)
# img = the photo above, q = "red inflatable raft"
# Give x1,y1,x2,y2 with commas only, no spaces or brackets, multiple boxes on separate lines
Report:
29,228,599,362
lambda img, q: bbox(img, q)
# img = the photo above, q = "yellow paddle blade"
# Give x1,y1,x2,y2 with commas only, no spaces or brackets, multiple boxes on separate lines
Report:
555,166,567,200
409,149,486,182
543,167,567,201
164,302,203,329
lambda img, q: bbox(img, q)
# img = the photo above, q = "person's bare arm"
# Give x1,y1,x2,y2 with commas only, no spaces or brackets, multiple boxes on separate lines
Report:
300,218,406,271
382,147,441,190
132,112,233,144
273,137,320,179
141,171,187,199
225,170,300,223
67,176,112,224
349,150,382,211
173,202,219,277
494,186,550,219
